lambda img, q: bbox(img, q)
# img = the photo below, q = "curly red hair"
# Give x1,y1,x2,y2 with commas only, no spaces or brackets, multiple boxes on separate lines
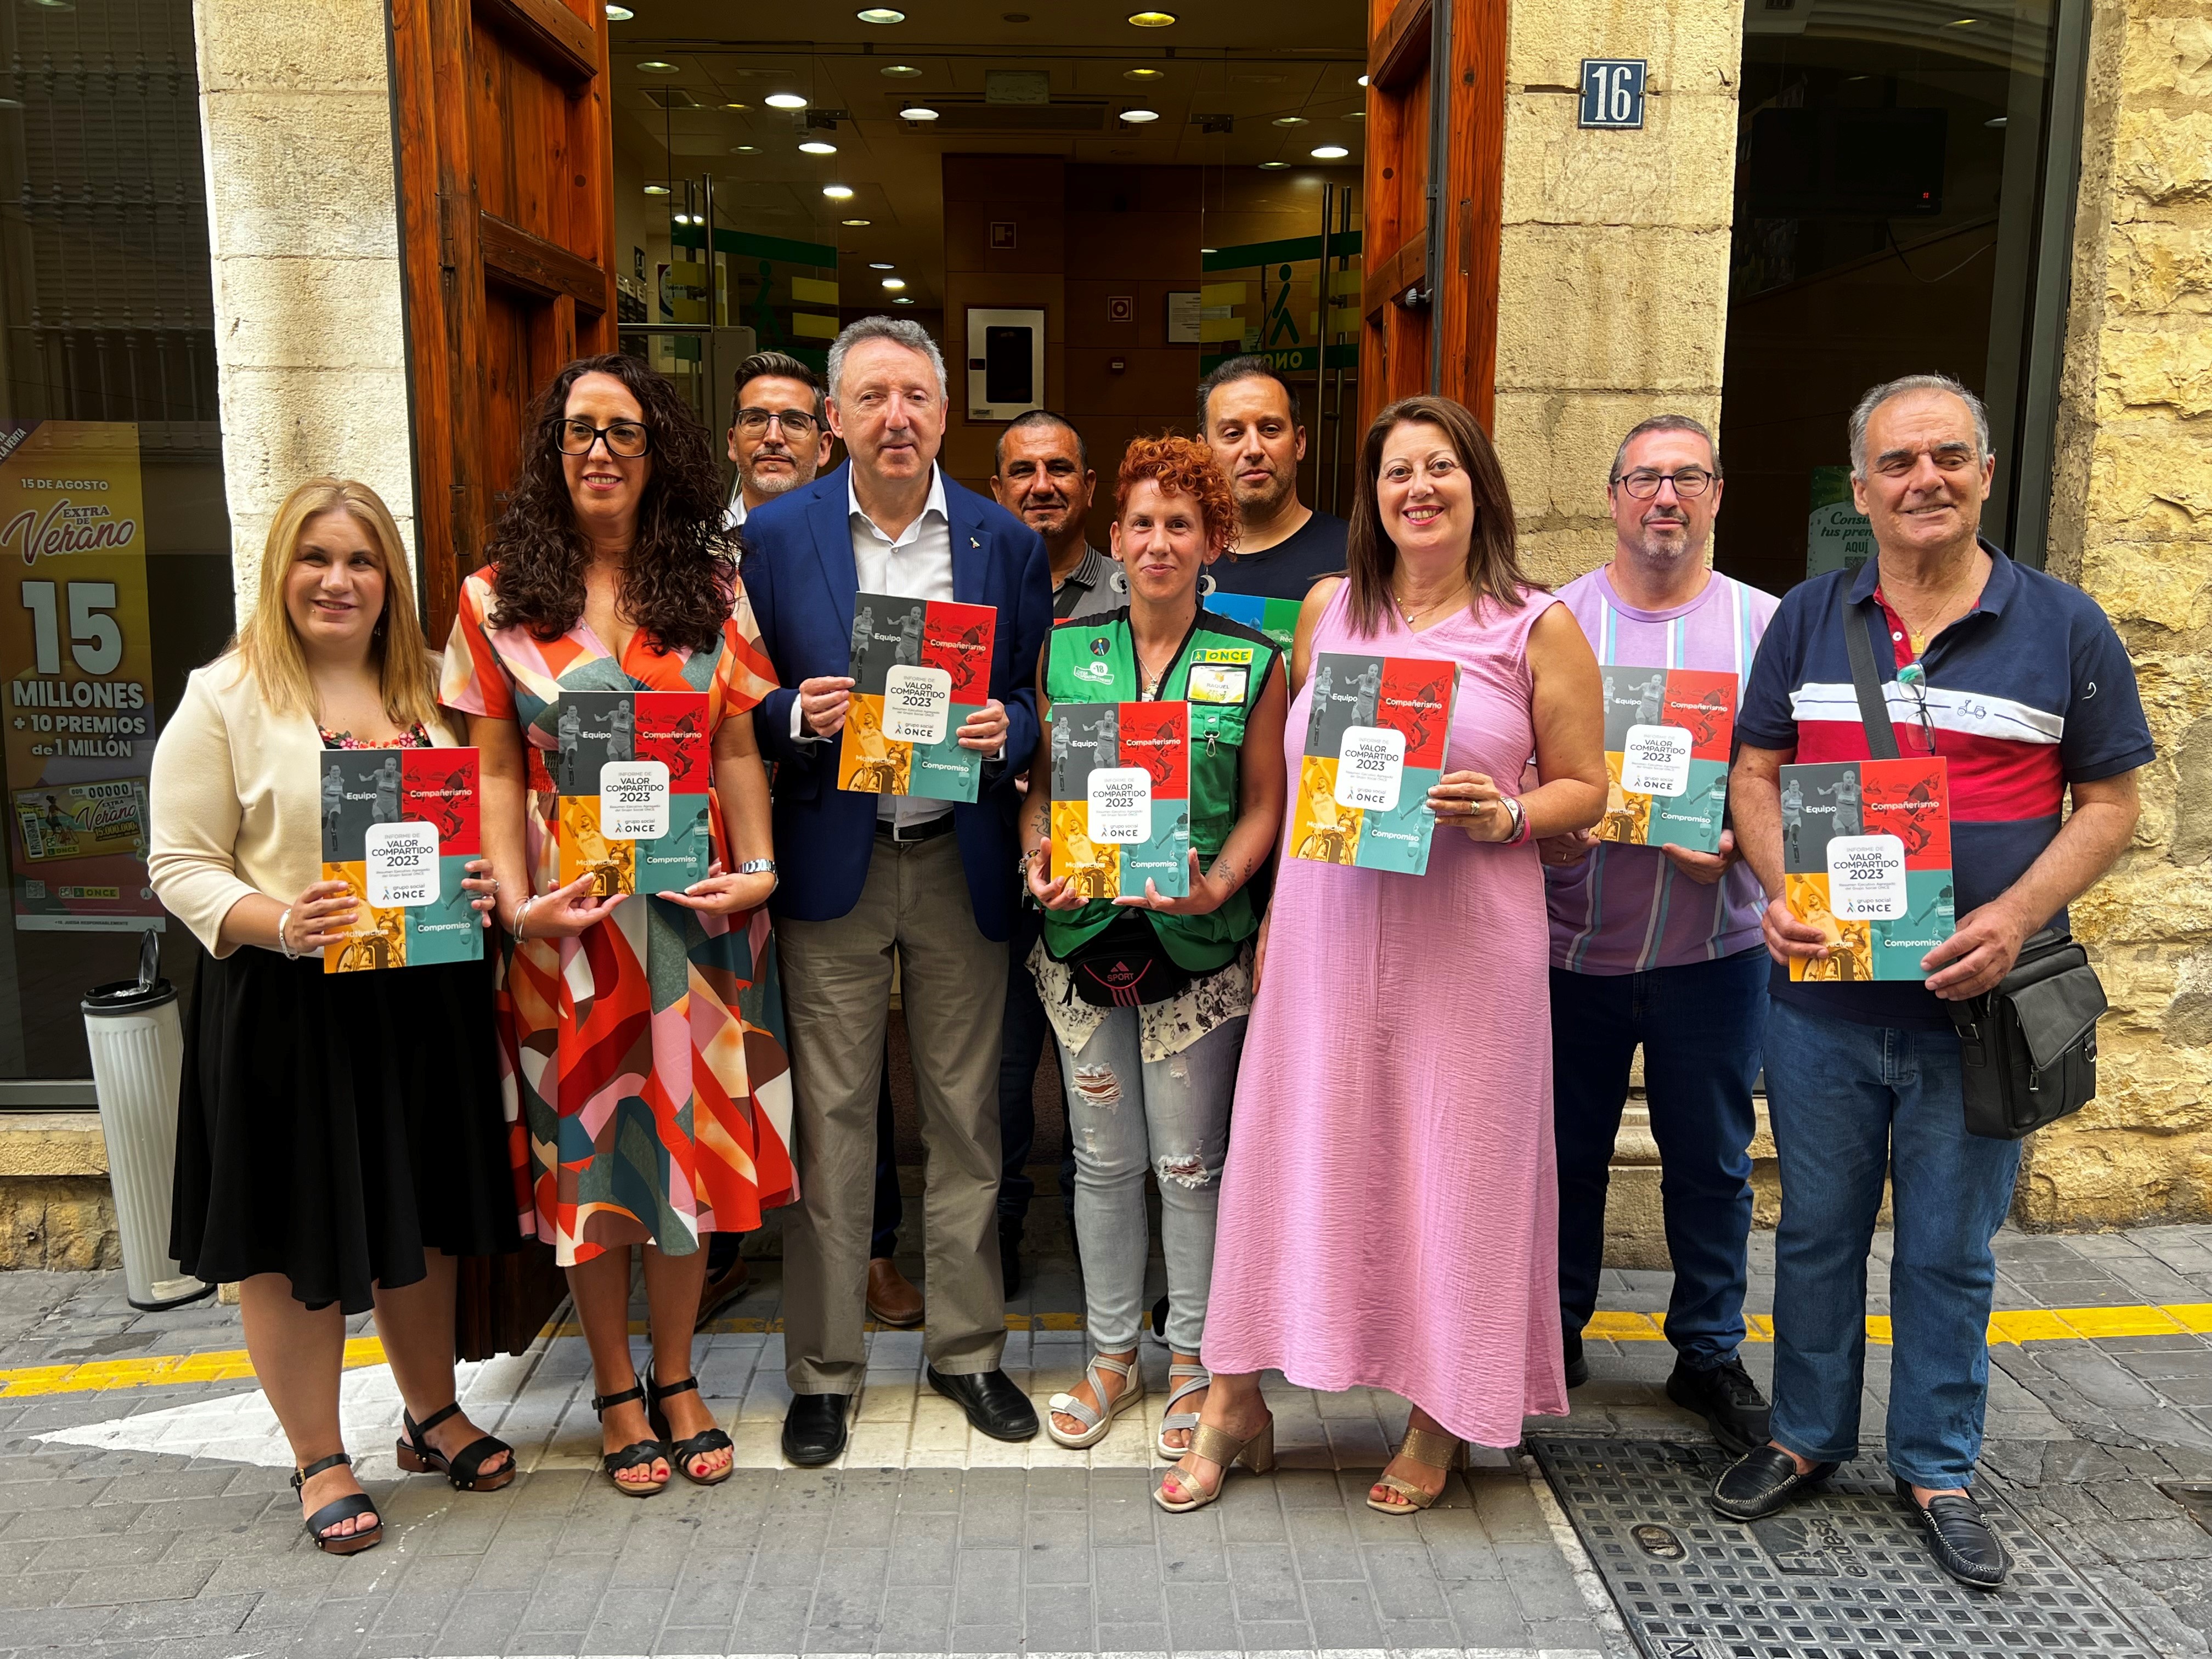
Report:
1114,433,1239,558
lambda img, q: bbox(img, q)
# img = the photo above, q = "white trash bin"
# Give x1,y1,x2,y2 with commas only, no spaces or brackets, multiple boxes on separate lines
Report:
82,933,211,1311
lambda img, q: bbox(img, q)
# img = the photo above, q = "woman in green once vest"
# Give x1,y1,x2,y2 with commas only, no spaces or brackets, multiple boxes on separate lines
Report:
1017,434,1288,1453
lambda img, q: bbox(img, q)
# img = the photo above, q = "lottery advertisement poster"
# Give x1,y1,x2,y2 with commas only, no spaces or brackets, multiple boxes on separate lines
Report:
1783,756,1954,983
1289,651,1459,876
1048,701,1190,900
1595,664,1737,855
838,592,997,804
0,421,163,932
319,748,484,972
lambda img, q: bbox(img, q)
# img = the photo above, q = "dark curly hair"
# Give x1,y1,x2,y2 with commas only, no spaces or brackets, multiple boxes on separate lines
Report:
483,353,736,653
1114,433,1239,558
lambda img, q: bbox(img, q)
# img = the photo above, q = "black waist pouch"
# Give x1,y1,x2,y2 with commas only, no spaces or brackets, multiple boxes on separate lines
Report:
1050,912,1191,1008
1948,930,2107,1140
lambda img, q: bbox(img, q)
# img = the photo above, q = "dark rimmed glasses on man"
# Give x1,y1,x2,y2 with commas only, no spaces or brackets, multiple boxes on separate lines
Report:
1611,466,1716,499
553,418,651,458
734,407,819,437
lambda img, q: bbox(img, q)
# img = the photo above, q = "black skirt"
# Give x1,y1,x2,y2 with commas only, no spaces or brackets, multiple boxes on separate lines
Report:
172,944,519,1313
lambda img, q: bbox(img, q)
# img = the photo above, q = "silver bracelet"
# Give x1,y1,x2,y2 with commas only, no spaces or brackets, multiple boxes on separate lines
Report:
275,905,300,961
513,894,536,941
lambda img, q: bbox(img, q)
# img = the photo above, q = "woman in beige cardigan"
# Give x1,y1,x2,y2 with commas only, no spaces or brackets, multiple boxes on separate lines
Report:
149,479,516,1556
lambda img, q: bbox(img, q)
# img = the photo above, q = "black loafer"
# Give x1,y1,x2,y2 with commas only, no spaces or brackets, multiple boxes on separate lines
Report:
1667,1356,1771,1455
781,1392,849,1467
927,1365,1038,1442
1710,1444,1837,1520
1563,1330,1589,1390
1896,1479,2010,1588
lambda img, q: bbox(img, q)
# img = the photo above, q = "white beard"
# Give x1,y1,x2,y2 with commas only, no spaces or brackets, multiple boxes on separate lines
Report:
746,464,804,498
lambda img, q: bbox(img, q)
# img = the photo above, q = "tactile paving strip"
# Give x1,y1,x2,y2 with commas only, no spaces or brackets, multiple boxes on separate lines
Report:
1528,1436,2157,1659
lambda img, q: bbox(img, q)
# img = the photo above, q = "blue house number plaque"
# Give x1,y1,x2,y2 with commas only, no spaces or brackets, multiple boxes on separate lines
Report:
1579,59,1646,129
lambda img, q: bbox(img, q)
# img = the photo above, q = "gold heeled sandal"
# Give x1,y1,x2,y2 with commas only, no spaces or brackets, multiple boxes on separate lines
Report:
1368,1425,1465,1515
1154,1414,1275,1513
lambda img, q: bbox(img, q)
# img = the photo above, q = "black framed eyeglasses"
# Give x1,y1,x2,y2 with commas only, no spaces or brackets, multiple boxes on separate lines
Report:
734,407,819,437
1897,662,1938,755
1611,467,1715,499
552,418,651,458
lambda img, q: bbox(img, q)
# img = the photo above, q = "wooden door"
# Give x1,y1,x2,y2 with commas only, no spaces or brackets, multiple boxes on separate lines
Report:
1359,0,1508,428
390,0,619,1359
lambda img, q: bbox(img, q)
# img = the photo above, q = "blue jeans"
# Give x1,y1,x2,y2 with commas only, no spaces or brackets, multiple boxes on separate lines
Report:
1764,996,2023,1489
1056,1011,1244,1353
1553,950,1765,1368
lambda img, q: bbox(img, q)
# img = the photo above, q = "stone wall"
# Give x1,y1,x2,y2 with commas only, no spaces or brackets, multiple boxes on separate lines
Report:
1492,0,1741,585
2034,0,2212,1227
191,0,416,619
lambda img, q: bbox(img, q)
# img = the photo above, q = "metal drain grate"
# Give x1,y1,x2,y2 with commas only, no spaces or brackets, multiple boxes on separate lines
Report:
1528,1436,2157,1659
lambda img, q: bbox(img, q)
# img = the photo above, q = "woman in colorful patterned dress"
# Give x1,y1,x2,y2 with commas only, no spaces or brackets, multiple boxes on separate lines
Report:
444,354,794,1497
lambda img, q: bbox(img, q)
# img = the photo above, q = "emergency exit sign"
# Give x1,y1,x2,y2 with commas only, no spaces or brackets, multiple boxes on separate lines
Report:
1579,59,1646,129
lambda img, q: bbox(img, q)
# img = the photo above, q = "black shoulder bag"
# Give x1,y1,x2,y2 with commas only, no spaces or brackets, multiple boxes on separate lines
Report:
1838,583,2106,1139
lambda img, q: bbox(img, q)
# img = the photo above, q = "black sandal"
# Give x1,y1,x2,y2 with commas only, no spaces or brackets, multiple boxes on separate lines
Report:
292,1452,382,1555
592,1376,669,1497
646,1365,734,1486
396,1402,516,1492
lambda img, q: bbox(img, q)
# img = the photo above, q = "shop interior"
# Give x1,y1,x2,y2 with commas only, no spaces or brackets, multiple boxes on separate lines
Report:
605,1,1369,543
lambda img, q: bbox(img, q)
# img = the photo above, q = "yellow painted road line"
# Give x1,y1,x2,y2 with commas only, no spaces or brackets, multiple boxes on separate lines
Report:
4,1305,2207,1400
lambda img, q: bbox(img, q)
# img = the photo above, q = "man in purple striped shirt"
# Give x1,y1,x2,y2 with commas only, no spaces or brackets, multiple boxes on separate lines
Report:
1539,414,1780,1454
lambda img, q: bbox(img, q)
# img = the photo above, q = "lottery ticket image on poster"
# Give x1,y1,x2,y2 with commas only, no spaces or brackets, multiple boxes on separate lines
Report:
1289,651,1459,875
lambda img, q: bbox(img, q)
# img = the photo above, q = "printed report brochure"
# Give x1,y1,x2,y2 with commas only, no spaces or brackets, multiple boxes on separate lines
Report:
1049,701,1190,900
554,691,712,898
1205,592,1300,656
1289,651,1459,875
1595,663,1737,855
319,748,484,972
838,593,997,804
1782,756,1955,983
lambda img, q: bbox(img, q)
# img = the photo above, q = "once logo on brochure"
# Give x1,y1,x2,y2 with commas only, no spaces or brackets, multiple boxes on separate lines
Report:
1087,767,1151,843
882,664,952,744
1620,723,1691,797
1826,833,1908,919
1334,725,1405,812
364,820,439,908
600,760,670,839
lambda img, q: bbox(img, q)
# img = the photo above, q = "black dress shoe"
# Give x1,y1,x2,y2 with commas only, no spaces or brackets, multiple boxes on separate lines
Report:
1667,1355,1771,1455
1709,1444,1838,1520
926,1366,1038,1442
1896,1479,2010,1588
781,1392,849,1467
1563,1330,1589,1390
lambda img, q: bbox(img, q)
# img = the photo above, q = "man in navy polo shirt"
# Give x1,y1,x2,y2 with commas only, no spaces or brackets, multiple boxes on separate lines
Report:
1717,374,2151,1589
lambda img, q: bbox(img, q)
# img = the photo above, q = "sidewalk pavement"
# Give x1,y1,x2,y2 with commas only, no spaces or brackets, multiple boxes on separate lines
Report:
0,1222,2208,1657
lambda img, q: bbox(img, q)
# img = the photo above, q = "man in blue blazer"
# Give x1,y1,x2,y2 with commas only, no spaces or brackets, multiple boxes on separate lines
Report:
742,317,1052,1465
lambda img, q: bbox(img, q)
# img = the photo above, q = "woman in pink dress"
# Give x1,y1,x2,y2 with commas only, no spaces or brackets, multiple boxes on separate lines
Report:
1161,394,1607,1515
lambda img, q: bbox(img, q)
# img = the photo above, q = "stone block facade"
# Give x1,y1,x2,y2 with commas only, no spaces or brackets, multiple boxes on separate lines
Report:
2036,0,2212,1227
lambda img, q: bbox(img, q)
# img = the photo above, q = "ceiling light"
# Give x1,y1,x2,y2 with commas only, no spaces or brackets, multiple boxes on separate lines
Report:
765,92,808,109
1258,160,1288,170
1345,109,1365,121
1311,144,1348,159
856,6,905,19
1272,116,1307,126
1128,10,1177,24
1124,67,1165,81
882,276,906,289
1200,246,1216,253
638,60,677,73
604,3,633,17
882,64,923,77
1357,74,1369,87
730,144,759,154
722,100,748,110
1985,115,2008,127
644,183,671,195
823,183,855,199
870,261,895,269
894,296,915,304
1120,108,1160,123
842,217,872,225
900,106,940,120
1947,15,1980,23
799,140,838,154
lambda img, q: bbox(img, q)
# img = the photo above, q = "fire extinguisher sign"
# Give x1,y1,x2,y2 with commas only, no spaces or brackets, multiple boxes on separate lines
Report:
1579,60,1647,131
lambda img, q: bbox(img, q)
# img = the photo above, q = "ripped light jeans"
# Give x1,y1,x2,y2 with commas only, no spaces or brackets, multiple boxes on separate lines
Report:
1054,1007,1245,1355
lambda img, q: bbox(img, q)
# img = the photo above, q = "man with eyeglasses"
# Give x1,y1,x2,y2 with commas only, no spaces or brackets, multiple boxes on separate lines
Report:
1539,414,1781,1459
724,351,836,531
1722,374,2152,1588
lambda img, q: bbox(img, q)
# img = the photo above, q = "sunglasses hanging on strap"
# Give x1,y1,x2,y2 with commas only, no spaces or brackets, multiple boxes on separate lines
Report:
1837,582,2106,1139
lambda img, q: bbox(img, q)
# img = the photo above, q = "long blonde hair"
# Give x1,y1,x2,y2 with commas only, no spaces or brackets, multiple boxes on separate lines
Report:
231,479,441,731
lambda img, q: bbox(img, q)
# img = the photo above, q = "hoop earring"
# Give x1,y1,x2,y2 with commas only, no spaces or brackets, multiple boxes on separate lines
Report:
1108,566,1129,595
1198,572,1217,599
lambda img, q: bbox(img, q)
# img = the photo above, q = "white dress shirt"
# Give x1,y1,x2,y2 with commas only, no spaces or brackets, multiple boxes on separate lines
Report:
724,492,747,531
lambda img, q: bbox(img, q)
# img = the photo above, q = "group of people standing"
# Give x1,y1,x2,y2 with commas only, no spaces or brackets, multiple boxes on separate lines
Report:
147,317,2151,1595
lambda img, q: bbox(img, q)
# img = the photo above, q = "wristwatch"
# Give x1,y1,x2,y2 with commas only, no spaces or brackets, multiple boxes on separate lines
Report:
737,859,777,876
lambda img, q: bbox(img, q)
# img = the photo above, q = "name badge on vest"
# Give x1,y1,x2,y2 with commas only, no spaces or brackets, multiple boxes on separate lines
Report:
1187,663,1249,705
